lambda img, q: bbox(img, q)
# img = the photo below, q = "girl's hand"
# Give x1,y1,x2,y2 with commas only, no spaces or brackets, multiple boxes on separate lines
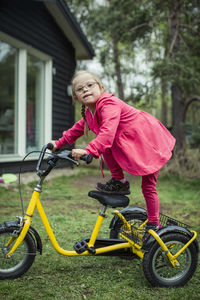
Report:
50,140,58,152
72,149,88,160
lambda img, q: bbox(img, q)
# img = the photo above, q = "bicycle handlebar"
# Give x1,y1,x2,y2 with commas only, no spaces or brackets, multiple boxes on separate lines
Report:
80,153,93,164
47,143,54,151
36,144,93,178
36,144,51,176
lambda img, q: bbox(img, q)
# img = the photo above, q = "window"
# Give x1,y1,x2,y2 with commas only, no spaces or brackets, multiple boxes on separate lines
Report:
0,34,52,161
0,42,18,154
26,54,45,152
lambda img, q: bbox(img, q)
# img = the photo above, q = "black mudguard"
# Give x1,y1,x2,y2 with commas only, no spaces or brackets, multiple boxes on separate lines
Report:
3,220,42,255
142,225,199,253
109,206,147,230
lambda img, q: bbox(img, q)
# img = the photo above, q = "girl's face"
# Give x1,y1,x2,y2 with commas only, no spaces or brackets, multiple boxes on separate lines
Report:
73,73,104,109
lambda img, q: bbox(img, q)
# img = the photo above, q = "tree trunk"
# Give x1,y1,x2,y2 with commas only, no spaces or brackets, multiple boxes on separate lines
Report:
168,0,185,152
161,76,168,126
112,39,124,99
161,37,169,126
171,84,185,150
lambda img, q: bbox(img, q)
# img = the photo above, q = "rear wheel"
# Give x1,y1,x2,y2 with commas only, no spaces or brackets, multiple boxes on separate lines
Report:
0,226,36,279
142,232,198,287
109,212,147,259
110,212,147,239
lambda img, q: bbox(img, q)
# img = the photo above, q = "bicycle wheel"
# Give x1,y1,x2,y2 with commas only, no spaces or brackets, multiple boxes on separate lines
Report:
142,232,198,287
0,226,36,279
110,212,147,239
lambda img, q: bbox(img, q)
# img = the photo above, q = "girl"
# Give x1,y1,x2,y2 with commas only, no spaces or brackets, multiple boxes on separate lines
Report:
51,70,176,231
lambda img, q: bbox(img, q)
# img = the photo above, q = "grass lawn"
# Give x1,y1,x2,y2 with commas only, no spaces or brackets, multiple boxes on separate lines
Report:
0,167,199,300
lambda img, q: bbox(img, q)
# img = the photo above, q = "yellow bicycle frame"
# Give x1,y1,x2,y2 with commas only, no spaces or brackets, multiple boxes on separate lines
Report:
7,190,131,257
7,189,197,267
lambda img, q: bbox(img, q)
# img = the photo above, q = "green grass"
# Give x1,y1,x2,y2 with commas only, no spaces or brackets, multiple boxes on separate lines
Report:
0,168,199,300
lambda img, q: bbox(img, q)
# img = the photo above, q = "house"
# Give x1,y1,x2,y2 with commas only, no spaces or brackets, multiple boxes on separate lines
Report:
0,0,94,173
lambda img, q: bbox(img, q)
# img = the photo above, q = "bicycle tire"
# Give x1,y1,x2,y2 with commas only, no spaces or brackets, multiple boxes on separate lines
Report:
142,232,198,287
0,226,36,279
110,212,147,239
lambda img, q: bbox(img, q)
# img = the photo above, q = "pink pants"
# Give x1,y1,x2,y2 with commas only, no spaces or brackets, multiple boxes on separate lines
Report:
104,149,160,224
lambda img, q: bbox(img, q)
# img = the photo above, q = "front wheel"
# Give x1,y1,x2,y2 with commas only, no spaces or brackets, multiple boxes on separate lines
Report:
142,232,198,287
0,226,36,279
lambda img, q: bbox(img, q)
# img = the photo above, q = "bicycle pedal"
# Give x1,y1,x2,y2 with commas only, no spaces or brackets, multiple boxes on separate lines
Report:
73,239,96,255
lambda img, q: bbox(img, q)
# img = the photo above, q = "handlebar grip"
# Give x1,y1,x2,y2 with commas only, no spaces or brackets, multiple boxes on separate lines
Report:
47,143,54,150
36,143,54,176
80,153,93,164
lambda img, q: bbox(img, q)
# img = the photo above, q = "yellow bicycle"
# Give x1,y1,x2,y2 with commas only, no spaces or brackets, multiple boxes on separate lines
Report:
0,144,198,287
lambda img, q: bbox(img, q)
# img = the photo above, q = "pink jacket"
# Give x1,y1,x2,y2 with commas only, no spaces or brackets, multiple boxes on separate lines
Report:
55,92,176,176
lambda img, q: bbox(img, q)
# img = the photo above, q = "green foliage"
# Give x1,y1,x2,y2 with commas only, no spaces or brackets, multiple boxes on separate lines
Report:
68,0,154,100
67,0,200,152
69,0,200,106
190,125,200,148
152,47,200,98
149,0,200,99
185,101,200,148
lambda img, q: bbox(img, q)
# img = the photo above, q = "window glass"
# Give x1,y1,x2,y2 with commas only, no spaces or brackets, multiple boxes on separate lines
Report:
0,42,17,154
26,54,44,152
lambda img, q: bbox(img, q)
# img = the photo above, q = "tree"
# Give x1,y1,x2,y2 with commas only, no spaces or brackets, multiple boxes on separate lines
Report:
68,0,200,154
150,0,200,152
68,0,153,100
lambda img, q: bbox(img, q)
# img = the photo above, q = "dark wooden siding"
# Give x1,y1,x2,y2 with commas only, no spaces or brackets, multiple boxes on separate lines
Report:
0,0,76,138
0,0,76,172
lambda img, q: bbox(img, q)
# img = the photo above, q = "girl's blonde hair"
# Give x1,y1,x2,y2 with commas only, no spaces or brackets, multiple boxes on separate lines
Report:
71,70,104,136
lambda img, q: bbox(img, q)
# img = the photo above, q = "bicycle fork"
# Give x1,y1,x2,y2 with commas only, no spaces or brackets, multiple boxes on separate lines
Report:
6,190,39,258
148,229,197,267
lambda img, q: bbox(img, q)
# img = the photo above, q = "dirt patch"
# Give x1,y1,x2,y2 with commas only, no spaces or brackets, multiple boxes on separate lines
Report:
2,165,137,188
1,167,82,186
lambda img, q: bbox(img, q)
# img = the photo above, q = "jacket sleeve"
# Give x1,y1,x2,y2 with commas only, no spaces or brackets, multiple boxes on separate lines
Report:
86,99,121,158
55,119,85,148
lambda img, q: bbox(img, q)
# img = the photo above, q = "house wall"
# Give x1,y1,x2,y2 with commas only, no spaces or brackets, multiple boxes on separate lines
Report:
0,0,76,172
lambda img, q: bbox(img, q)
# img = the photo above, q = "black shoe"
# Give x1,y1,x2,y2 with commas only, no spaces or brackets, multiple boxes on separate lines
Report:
143,222,161,242
96,178,130,195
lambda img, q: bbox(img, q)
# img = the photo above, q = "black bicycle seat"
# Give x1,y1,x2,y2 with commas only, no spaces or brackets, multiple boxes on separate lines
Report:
88,190,130,208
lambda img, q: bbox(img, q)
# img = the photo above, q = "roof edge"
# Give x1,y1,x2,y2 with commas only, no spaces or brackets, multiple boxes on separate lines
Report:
40,0,95,59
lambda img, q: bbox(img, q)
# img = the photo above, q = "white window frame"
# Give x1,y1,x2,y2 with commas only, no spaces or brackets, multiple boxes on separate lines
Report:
0,32,52,162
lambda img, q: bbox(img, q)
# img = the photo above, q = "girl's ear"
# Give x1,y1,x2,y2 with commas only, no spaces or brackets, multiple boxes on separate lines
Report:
100,85,105,92
72,91,78,102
